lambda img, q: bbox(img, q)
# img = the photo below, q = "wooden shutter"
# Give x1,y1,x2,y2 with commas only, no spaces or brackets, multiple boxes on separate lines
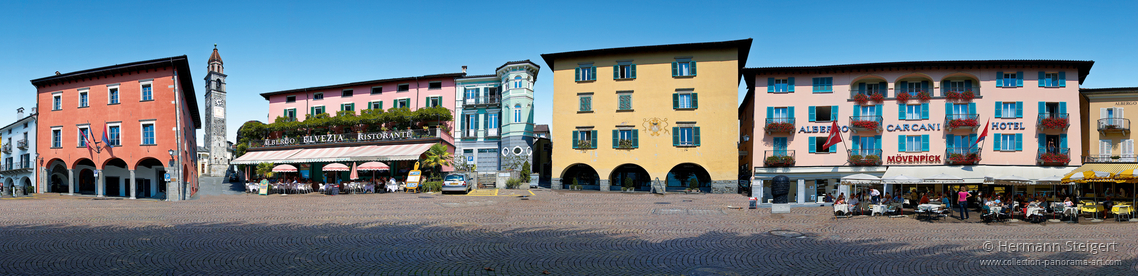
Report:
1015,133,1023,151
996,71,1004,87
693,127,701,146
632,130,639,148
630,64,636,79
1016,101,1023,118
612,130,619,149
830,106,838,121
673,93,680,109
671,62,678,77
1016,71,1024,87
995,102,1003,118
898,104,905,120
809,106,817,122
672,127,679,146
787,77,795,92
921,81,929,93
767,78,775,92
898,135,906,152
572,131,579,149
1058,71,1066,87
993,134,1002,151
613,65,619,79
690,93,698,109
689,61,696,76
921,103,929,120
589,130,597,149
809,137,816,153
1039,71,1046,87
575,68,580,81
922,135,930,152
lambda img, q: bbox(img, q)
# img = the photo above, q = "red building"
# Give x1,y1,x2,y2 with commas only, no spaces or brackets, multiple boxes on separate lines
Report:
31,56,201,200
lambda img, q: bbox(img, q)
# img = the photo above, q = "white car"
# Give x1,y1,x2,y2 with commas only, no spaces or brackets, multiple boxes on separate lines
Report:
441,174,471,194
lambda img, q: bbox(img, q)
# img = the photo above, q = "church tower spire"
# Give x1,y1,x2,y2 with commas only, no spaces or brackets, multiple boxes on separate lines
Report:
203,44,229,177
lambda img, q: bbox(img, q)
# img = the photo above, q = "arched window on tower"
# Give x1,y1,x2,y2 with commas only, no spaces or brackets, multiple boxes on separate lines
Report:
514,76,522,89
214,80,221,90
514,104,522,123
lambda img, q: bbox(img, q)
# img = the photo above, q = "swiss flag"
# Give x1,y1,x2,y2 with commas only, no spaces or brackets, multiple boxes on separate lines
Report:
822,121,843,149
973,119,990,148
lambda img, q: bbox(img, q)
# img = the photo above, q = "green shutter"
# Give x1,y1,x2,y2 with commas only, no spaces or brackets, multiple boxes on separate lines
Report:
1016,71,1024,87
1060,134,1067,148
630,64,636,78
1015,133,1023,151
693,127,701,146
787,77,795,92
922,135,930,152
994,134,1002,151
1016,101,1023,118
898,104,906,120
671,62,678,77
898,135,906,152
921,103,929,119
809,106,817,122
672,127,679,146
809,137,816,153
613,65,619,79
996,71,1004,87
1058,71,1066,87
612,129,619,149
632,129,639,148
673,93,679,109
1039,71,1046,87
575,67,581,81
310,107,315,116
590,130,597,149
788,106,795,120
589,66,596,80
572,131,579,149
831,106,838,121
689,61,696,76
995,102,1003,118
690,93,698,109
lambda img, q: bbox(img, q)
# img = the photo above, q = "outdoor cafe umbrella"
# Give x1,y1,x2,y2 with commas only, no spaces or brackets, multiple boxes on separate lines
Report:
1063,170,1114,218
883,175,922,197
993,175,1032,186
323,163,351,184
272,164,297,173
356,161,390,182
350,162,359,180
841,174,882,197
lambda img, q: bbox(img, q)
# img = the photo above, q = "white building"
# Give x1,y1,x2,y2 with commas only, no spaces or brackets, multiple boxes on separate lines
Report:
1,107,37,195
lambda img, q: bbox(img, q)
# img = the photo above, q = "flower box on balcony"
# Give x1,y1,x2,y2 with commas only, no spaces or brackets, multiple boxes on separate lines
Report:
849,155,881,166
765,155,795,167
1040,117,1069,130
1039,153,1069,165
765,122,795,133
947,118,979,130
854,94,868,105
917,91,931,102
851,120,879,130
895,92,910,102
961,91,975,101
616,139,635,149
870,93,885,103
576,140,593,149
947,153,980,165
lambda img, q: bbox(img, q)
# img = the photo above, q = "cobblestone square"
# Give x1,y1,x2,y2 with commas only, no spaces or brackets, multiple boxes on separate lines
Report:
1,191,1136,275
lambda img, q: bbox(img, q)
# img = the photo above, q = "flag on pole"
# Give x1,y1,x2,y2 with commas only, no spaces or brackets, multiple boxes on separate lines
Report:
102,123,112,148
84,128,94,151
822,121,843,149
973,119,990,148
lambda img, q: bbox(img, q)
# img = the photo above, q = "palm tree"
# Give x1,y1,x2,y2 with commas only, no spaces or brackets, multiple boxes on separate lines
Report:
422,143,453,179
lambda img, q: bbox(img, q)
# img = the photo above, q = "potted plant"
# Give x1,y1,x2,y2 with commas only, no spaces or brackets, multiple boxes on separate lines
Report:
571,178,582,190
961,91,975,101
948,118,979,129
1040,117,1069,129
853,94,869,105
870,93,885,103
765,122,795,133
895,92,910,102
622,176,634,192
917,91,931,102
851,120,879,130
577,140,593,149
617,139,635,149
686,178,700,193
945,91,960,101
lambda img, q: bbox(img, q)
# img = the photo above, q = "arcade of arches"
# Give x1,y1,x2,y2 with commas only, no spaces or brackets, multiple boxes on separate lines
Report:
558,163,714,192
43,157,170,199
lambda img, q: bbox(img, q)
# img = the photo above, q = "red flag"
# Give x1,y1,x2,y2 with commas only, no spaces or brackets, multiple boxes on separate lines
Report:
822,121,842,149
84,128,94,151
973,119,990,148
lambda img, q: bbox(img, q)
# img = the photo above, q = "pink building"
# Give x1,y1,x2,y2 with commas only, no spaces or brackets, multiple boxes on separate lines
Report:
261,73,462,125
740,60,1094,203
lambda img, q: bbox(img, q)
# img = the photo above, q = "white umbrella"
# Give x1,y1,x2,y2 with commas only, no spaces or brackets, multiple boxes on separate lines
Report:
923,173,964,183
841,173,882,184
883,175,922,184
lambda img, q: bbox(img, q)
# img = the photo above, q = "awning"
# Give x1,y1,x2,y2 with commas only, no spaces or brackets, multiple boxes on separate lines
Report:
249,143,436,164
884,165,1077,184
1063,163,1138,182
231,149,302,165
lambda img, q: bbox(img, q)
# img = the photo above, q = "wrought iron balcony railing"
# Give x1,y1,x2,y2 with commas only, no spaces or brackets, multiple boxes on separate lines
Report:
764,118,795,134
847,149,882,166
849,116,882,132
763,150,795,167
944,114,980,131
1037,113,1069,130
1098,118,1130,134
1084,154,1138,163
945,147,982,165
1037,147,1070,166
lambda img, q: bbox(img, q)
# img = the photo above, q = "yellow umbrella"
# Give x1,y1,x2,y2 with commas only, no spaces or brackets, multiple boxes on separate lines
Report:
1117,168,1138,180
1062,170,1113,183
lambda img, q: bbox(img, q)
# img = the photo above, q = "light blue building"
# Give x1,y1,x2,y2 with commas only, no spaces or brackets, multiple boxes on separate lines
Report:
454,61,540,172
1,107,37,196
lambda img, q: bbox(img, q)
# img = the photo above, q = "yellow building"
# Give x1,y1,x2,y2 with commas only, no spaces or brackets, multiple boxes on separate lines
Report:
541,39,752,193
1080,87,1138,162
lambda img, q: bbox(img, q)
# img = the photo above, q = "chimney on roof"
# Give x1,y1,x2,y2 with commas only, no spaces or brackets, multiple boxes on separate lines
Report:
54,71,60,76
462,66,467,74
17,107,24,119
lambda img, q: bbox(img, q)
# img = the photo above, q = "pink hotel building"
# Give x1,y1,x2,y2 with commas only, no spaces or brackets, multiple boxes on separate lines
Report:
740,60,1094,203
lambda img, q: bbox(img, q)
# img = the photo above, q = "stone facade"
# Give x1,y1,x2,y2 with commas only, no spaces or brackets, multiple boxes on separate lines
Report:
203,46,229,177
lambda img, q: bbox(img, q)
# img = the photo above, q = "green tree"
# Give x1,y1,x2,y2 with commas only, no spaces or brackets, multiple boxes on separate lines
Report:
421,143,453,178
519,161,531,183
255,162,275,179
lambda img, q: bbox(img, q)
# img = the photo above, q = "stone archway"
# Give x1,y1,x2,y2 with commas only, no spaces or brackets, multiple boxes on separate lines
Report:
608,164,650,192
73,158,97,195
560,163,600,190
102,158,129,197
46,159,69,193
21,177,32,195
666,163,712,192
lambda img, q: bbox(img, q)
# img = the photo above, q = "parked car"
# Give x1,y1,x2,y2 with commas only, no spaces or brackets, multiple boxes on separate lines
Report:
441,173,471,194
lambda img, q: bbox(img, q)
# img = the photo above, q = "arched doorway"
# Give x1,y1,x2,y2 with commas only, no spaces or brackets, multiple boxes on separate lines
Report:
560,163,599,190
103,158,129,197
608,164,650,192
135,157,167,199
21,177,31,195
73,158,97,195
47,159,68,193
3,178,12,196
666,163,712,192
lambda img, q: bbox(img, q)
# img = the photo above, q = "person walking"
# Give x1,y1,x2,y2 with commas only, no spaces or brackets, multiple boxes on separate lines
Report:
957,187,972,220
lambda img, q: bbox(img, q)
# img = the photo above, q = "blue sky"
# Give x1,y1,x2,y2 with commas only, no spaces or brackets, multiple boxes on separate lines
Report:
1,0,1135,144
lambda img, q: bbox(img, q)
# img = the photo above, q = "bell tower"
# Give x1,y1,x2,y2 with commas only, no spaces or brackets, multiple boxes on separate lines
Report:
203,44,228,177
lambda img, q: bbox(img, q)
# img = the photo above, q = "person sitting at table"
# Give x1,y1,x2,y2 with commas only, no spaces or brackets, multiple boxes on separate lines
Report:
1063,197,1073,207
848,195,859,213
835,193,846,205
918,193,929,205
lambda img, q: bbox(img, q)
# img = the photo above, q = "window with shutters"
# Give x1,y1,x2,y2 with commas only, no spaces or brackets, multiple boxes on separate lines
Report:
284,108,297,122
678,127,694,146
773,78,789,93
341,103,354,112
1043,73,1059,87
855,82,883,96
1002,102,1016,118
369,101,382,110
905,104,921,120
812,137,830,153
674,89,697,110
672,60,696,77
813,106,832,122
616,129,637,149
904,82,923,96
575,65,596,81
578,95,592,112
615,64,636,79
946,80,966,93
1002,72,1018,87
312,106,325,115
617,93,632,111
812,77,833,93
572,129,596,149
396,99,410,108
426,96,441,107
905,135,922,152
997,134,1021,152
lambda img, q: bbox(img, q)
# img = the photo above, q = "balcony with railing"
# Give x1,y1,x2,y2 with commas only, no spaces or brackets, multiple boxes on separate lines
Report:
16,139,27,150
1098,118,1130,134
486,128,499,137
945,147,982,165
849,116,882,132
764,118,795,134
1037,113,1069,131
764,150,795,167
847,149,882,166
1084,154,1138,163
464,96,501,107
1,162,31,172
463,129,478,139
1037,148,1070,166
944,114,980,132
1,144,9,154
